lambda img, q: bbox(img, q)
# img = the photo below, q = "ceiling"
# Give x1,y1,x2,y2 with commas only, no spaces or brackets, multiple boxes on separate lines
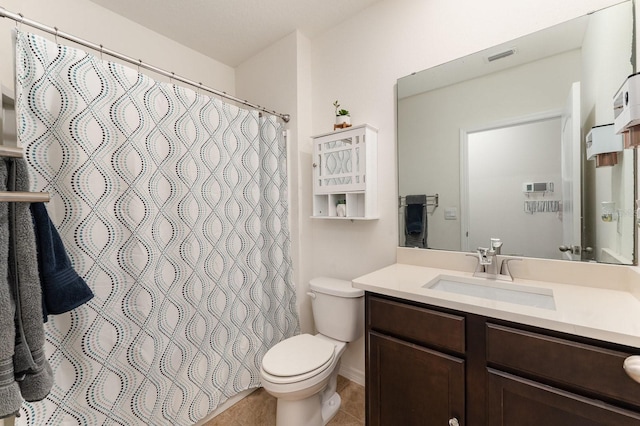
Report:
89,0,382,67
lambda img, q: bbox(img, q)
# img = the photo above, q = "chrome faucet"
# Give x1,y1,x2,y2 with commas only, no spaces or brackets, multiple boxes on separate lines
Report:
490,238,503,255
476,247,492,266
476,245,499,277
469,238,519,281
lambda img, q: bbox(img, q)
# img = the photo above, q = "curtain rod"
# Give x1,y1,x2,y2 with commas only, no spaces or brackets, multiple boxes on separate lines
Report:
0,7,291,123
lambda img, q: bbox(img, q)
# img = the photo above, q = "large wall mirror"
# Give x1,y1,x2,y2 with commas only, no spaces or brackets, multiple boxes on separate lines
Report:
397,1,637,264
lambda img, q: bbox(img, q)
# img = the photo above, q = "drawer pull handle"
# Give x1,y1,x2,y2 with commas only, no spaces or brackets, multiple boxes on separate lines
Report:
623,355,640,383
449,418,460,426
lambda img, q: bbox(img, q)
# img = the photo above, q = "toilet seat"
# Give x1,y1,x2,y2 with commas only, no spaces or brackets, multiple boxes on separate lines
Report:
262,334,335,384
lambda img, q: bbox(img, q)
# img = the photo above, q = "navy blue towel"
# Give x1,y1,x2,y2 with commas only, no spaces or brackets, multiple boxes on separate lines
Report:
405,195,427,235
30,202,93,321
406,203,425,234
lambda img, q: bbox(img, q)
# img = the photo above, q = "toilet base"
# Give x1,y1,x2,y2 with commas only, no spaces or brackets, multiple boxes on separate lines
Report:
276,393,323,426
274,390,342,426
321,392,341,425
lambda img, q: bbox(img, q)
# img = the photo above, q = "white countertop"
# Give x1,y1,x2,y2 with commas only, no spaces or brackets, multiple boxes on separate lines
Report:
353,262,640,348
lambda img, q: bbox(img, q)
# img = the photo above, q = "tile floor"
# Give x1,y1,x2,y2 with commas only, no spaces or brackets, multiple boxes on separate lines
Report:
204,376,365,426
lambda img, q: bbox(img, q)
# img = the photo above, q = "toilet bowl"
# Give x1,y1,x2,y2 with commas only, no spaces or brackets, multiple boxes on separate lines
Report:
261,334,347,425
260,277,364,426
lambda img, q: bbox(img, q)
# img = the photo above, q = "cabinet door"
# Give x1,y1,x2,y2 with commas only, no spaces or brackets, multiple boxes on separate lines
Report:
313,131,366,194
367,331,464,426
487,369,640,425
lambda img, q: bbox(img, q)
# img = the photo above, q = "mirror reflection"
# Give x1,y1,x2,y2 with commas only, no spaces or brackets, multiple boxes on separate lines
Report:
397,1,636,264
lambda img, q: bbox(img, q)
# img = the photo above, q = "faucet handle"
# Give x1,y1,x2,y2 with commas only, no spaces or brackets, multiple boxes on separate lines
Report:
476,247,492,265
500,257,522,281
466,253,486,275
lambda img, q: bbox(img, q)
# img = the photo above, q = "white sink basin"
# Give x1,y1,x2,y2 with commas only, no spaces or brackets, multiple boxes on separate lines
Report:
424,275,556,310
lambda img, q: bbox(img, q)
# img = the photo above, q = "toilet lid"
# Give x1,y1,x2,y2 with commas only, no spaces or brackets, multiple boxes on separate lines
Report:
262,334,335,377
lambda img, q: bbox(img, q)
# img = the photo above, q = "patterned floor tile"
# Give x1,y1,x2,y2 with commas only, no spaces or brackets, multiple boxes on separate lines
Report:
337,382,366,422
327,410,364,426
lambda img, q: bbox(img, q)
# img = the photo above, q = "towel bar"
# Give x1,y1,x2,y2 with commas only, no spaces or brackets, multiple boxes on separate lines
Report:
0,146,50,202
399,194,439,209
0,191,50,203
0,146,24,158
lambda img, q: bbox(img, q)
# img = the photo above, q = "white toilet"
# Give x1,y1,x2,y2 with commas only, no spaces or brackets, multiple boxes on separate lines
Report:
260,277,364,426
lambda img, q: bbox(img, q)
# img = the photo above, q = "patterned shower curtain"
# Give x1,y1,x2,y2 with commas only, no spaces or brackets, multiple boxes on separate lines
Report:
14,31,299,425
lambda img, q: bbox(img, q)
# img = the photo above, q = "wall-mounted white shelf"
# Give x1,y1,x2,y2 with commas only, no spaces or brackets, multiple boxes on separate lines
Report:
311,124,378,220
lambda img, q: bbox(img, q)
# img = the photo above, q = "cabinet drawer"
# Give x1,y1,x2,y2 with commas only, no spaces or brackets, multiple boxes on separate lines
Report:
367,295,465,354
488,369,640,425
487,323,640,408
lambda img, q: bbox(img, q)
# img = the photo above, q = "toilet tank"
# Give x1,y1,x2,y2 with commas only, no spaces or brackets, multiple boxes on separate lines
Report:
309,277,364,342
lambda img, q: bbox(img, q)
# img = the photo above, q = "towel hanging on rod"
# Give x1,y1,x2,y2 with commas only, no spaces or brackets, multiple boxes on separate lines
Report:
404,194,428,249
0,157,53,418
0,146,50,202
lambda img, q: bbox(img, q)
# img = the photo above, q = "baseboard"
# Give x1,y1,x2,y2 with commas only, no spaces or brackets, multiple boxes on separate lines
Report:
339,364,365,387
194,388,256,425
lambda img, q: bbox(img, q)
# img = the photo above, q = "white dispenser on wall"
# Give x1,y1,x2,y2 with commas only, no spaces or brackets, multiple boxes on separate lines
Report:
614,73,640,134
586,124,623,167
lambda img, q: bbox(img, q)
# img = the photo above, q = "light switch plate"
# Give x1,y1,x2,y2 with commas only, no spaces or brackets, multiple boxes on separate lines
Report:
444,207,457,220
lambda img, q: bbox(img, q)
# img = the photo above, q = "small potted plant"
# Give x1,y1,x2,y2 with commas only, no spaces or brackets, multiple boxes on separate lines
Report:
333,100,351,126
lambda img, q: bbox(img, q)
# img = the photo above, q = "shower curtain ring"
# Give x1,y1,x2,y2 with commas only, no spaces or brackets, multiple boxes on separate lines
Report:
170,72,175,85
138,59,142,73
16,13,24,29
54,26,59,44
99,44,103,61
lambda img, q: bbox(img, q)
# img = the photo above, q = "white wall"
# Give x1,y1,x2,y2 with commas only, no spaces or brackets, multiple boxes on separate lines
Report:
307,0,628,382
0,0,235,94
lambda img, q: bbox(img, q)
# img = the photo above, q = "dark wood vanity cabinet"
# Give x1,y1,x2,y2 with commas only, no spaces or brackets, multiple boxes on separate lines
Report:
366,294,467,425
368,332,464,425
365,293,640,426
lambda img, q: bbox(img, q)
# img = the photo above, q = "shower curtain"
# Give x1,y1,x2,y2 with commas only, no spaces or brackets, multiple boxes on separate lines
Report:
14,31,299,425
